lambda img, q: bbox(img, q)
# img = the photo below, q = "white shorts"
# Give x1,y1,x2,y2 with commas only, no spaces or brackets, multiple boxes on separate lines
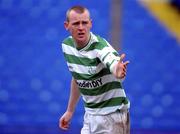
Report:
81,109,130,134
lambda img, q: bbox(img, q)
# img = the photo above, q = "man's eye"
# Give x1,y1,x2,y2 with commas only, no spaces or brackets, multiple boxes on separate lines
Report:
73,22,79,25
82,22,88,25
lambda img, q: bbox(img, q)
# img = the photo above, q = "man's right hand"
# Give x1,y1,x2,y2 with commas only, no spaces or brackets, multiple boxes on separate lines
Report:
59,111,73,130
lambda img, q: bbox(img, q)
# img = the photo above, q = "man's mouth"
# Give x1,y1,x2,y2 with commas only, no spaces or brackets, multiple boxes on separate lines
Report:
78,33,85,37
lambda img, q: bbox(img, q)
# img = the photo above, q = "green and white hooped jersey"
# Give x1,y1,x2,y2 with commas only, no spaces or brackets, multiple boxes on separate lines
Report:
62,32,130,115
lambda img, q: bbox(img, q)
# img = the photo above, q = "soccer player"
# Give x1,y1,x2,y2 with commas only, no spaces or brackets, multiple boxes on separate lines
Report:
59,5,130,134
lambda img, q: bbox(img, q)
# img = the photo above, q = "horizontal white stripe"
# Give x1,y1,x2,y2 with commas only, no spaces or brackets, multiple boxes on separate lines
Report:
109,60,118,73
82,89,126,103
98,46,117,60
67,62,105,75
63,43,117,61
84,103,130,115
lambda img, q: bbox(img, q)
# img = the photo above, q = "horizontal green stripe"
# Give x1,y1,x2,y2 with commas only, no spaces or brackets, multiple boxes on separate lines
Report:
64,53,100,66
85,36,108,51
79,82,122,96
84,97,127,108
124,98,129,105
63,37,75,48
72,68,111,80
113,51,119,56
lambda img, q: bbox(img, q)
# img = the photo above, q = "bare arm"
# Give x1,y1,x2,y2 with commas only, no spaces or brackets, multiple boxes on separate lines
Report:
67,78,81,113
59,78,80,130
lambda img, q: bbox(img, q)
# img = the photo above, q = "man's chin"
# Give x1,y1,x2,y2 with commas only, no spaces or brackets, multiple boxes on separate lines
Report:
77,39,85,43
76,40,86,46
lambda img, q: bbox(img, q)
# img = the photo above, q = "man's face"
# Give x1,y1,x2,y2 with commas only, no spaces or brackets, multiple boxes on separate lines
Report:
64,10,92,47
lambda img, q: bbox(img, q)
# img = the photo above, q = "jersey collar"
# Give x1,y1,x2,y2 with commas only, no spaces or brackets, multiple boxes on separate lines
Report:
77,32,99,51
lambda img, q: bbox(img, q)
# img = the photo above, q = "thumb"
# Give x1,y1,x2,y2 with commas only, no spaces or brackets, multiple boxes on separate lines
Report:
124,60,130,65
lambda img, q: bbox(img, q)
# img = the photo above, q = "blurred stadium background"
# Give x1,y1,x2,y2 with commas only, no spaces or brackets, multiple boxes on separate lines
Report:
0,0,180,134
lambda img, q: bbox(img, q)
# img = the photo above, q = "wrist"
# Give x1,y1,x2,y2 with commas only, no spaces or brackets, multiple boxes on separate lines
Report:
66,109,74,114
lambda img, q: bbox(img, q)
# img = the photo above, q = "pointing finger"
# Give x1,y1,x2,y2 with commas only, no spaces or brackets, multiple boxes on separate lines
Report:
120,54,126,62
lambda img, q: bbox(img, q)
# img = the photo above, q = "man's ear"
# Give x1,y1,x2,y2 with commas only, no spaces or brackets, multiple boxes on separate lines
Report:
64,21,69,31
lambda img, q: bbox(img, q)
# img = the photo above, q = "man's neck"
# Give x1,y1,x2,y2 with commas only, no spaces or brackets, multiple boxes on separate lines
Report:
75,33,91,49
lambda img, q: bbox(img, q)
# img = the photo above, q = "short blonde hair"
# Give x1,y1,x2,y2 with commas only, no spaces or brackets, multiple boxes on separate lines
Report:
66,5,90,22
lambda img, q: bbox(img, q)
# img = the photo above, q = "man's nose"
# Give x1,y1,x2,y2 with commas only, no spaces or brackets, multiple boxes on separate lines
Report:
78,23,84,29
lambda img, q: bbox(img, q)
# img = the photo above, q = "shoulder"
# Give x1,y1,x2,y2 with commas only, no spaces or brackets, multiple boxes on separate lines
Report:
62,36,74,48
87,34,109,51
96,35,109,49
94,35,119,56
